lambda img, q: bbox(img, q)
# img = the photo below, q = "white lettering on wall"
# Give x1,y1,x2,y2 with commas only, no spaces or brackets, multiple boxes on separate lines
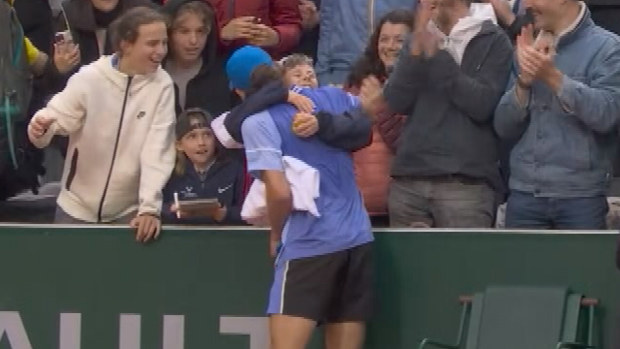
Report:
219,316,269,349
119,314,141,349
59,313,81,349
0,311,33,349
162,315,184,349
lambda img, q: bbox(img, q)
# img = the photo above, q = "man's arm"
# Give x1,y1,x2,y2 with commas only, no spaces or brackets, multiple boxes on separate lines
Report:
223,81,289,144
426,32,513,123
494,82,531,142
314,108,372,151
262,169,292,243
551,45,620,134
383,38,428,115
241,111,291,246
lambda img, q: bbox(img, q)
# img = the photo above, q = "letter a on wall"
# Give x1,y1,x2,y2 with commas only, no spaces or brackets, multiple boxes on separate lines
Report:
0,312,33,349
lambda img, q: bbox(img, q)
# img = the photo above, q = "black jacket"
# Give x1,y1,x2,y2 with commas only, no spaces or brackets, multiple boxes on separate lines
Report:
162,0,237,117
383,21,513,191
162,158,246,225
47,0,154,92
14,0,53,55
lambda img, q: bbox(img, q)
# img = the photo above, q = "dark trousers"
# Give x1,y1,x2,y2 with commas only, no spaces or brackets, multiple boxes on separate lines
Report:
505,191,608,229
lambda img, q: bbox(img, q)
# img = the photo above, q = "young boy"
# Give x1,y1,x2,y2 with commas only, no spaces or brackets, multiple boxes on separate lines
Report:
213,50,372,152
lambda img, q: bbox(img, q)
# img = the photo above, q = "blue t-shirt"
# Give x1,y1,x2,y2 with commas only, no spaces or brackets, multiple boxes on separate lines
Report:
241,86,373,263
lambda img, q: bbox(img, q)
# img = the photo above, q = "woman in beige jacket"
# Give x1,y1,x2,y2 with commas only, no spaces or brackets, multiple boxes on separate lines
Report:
27,7,176,242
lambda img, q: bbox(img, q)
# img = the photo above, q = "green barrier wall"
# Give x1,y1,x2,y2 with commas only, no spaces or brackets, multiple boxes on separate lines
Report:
0,225,618,349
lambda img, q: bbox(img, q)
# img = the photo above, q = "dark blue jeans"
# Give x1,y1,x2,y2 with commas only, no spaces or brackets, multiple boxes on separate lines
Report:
505,191,609,229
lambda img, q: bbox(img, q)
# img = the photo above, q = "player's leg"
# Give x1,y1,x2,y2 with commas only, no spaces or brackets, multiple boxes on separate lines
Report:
324,243,374,349
267,251,347,349
270,315,316,349
325,322,366,349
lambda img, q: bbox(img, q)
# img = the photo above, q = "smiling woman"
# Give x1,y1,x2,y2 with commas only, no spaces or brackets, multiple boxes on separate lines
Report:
109,7,169,75
344,9,413,223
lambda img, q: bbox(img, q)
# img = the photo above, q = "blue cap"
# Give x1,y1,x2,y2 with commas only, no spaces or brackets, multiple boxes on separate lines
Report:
226,45,273,91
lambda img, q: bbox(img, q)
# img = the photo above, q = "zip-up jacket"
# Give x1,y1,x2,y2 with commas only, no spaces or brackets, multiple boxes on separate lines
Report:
494,7,620,197
31,55,176,222
162,158,246,225
383,20,512,191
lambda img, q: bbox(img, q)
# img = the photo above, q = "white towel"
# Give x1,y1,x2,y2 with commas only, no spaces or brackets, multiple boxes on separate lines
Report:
211,111,244,149
242,156,321,226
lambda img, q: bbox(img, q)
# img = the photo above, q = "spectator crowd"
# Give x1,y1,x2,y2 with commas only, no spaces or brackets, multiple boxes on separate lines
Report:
3,0,620,348
2,0,620,233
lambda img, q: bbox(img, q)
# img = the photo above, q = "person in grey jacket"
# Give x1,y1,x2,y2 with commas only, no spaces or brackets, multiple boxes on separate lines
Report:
374,0,512,228
494,0,620,229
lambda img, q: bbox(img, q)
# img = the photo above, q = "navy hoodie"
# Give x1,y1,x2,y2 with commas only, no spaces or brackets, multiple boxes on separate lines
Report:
162,158,246,225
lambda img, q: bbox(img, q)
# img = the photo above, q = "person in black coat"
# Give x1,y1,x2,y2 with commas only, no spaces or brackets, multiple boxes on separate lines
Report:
14,0,53,55
162,0,237,117
47,0,155,92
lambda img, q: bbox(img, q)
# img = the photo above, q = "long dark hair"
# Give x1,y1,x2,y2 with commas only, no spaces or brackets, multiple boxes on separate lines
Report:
346,9,413,89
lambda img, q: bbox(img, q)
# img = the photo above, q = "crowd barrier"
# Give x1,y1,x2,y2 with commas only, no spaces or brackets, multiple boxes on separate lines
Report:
0,225,618,349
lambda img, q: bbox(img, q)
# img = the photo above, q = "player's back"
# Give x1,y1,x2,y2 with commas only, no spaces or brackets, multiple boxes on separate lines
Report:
265,86,373,262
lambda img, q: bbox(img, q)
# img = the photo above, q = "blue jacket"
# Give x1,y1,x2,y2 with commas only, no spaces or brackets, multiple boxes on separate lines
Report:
494,8,620,197
315,0,416,85
162,159,246,225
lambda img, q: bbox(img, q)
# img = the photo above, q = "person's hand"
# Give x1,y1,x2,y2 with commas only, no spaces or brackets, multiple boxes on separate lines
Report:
269,238,280,258
516,24,536,87
360,75,384,117
221,16,261,41
212,205,227,222
28,114,54,142
130,214,161,243
248,24,280,47
292,112,319,138
420,30,441,58
519,46,561,90
414,0,435,33
299,0,319,30
288,91,314,113
53,42,80,74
